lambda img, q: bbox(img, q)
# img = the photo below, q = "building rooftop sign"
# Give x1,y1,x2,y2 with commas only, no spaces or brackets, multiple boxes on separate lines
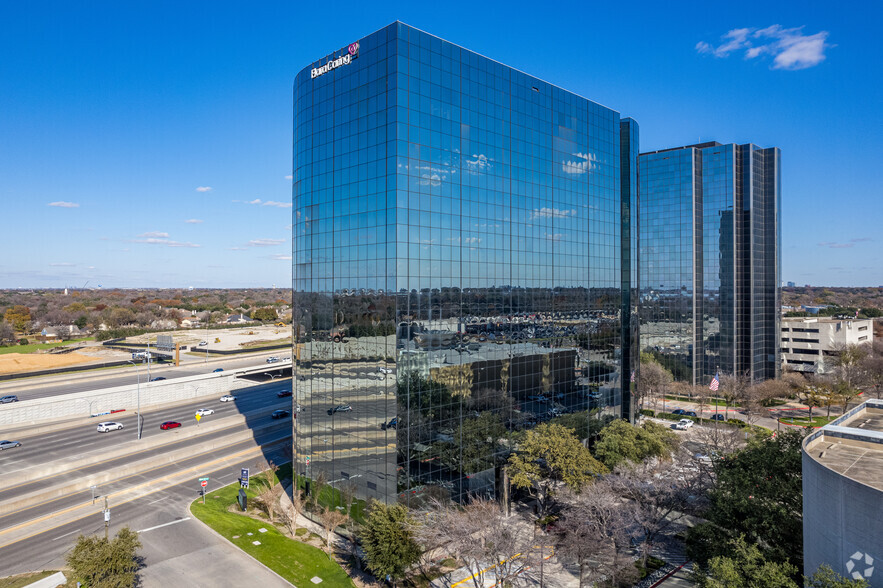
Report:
311,42,359,79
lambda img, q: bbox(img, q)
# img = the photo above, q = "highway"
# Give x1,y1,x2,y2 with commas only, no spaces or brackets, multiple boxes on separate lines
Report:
0,350,291,401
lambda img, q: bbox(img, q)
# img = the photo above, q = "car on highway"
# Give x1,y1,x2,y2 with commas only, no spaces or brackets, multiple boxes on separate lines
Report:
709,414,725,421
266,356,280,363
219,395,236,402
0,440,22,450
198,341,208,346
271,409,291,419
96,422,124,433
673,418,694,430
195,408,214,416
150,377,167,382
381,417,398,430
0,395,19,404
277,390,293,398
160,421,182,430
212,368,224,373
328,404,353,415
378,367,393,374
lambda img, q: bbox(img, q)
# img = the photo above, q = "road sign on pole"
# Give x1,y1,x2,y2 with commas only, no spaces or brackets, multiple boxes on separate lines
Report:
200,480,208,487
199,477,209,503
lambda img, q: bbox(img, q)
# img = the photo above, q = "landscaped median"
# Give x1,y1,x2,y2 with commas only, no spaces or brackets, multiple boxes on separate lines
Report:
190,474,355,587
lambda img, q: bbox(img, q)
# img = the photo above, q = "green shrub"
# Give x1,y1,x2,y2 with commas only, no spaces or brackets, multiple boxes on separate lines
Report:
639,409,655,417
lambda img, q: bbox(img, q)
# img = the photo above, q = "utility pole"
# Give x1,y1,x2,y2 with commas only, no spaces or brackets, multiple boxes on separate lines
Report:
103,496,109,540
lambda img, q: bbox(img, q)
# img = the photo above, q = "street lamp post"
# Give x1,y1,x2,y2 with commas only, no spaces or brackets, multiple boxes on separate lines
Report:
127,360,142,440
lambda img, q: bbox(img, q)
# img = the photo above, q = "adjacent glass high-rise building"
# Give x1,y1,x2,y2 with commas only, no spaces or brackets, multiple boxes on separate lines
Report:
638,142,781,386
293,22,638,505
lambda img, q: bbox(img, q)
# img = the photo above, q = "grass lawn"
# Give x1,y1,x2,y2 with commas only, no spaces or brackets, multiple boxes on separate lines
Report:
0,571,59,588
190,474,355,587
779,414,838,427
239,337,292,349
0,337,93,355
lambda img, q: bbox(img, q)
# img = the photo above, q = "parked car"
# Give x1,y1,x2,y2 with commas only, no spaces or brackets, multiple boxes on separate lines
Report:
671,409,686,415
195,408,214,416
271,410,291,419
160,421,182,430
266,356,280,363
381,417,398,430
683,410,698,417
0,395,19,404
277,390,293,398
198,341,208,346
378,367,393,374
673,418,694,430
212,368,224,373
97,422,124,433
0,440,22,450
328,404,353,415
219,395,236,402
150,377,166,382
709,414,725,421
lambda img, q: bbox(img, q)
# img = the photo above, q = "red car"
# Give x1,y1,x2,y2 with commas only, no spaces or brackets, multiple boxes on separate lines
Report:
160,421,181,430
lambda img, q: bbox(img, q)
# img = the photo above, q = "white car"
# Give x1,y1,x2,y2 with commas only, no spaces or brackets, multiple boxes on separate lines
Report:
97,422,124,433
378,367,393,374
195,408,214,416
198,341,208,346
674,418,694,430
219,395,236,402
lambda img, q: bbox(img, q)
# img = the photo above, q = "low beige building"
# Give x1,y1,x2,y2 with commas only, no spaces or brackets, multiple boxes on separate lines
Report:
782,317,874,373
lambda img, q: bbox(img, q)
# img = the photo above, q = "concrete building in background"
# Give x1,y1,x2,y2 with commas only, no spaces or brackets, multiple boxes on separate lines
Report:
802,399,883,586
782,316,874,373
292,22,638,505
638,141,781,385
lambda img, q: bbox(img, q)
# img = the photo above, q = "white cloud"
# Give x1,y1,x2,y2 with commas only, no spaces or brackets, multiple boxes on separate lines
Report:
530,207,577,221
284,175,293,180
48,201,79,208
248,198,263,205
270,254,292,261
247,238,285,247
195,186,212,192
228,246,247,251
50,262,76,267
132,237,200,248
139,231,169,238
184,219,203,224
697,25,832,70
818,241,854,249
262,200,292,208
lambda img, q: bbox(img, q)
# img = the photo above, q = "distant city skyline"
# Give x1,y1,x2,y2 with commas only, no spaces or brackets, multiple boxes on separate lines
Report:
1,1,880,287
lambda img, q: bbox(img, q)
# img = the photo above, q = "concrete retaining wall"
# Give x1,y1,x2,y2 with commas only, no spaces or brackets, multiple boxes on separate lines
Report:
0,372,237,427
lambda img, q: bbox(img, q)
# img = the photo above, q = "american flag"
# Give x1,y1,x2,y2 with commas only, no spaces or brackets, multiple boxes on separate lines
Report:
709,373,720,391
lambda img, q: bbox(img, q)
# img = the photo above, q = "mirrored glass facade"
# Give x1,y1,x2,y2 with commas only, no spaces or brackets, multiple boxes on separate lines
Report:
293,22,636,505
639,142,780,385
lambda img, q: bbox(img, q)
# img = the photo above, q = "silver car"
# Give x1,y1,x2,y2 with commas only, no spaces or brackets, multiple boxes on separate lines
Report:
0,440,22,450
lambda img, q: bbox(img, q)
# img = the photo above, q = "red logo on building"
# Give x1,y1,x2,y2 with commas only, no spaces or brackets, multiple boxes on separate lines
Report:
348,42,359,56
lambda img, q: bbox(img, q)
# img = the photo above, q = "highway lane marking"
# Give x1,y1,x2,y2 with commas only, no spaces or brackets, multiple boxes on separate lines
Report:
0,434,290,537
147,497,165,505
0,443,276,548
138,517,191,533
51,528,81,541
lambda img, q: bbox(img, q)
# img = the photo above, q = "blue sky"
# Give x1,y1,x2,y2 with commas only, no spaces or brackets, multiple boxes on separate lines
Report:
1,0,880,288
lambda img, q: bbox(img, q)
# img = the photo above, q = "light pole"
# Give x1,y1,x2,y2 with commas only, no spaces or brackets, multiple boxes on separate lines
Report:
77,398,96,417
127,360,142,440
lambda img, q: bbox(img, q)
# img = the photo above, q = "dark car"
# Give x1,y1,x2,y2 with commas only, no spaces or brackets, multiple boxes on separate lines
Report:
212,368,224,373
160,421,181,430
150,377,167,382
381,417,398,431
328,404,353,415
0,395,18,404
683,411,698,418
271,410,291,419
671,409,686,415
277,390,293,398
710,413,725,421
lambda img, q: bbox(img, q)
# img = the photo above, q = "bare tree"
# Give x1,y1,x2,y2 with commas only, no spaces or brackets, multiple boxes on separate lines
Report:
255,482,284,523
638,358,673,413
555,482,638,588
280,484,307,537
320,507,348,554
417,497,531,588
861,354,883,399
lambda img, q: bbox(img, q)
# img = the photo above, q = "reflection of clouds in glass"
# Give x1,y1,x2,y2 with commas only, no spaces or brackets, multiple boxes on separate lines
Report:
561,152,597,175
544,233,564,242
530,208,577,221
464,153,490,175
464,237,481,244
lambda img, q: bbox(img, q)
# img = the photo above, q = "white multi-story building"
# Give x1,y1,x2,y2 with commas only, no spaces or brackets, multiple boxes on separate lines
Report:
781,317,874,373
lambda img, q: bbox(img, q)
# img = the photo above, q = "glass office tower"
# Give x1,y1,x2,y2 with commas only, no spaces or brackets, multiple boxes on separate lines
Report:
638,142,780,386
293,22,637,506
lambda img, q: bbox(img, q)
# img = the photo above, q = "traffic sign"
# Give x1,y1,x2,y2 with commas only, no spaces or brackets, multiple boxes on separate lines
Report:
195,413,202,422
240,468,249,488
198,477,209,482
200,480,208,487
